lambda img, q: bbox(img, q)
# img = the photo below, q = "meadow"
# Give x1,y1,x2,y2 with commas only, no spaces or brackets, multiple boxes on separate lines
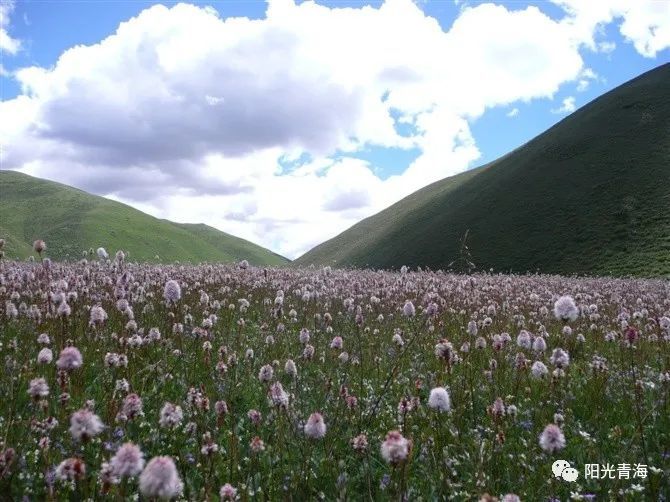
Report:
1,247,669,500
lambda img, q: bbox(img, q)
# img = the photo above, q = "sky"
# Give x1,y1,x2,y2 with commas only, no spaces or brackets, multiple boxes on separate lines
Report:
1,0,669,259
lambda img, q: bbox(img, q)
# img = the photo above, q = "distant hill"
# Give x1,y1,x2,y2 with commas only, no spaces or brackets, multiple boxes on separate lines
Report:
0,170,288,266
297,63,670,277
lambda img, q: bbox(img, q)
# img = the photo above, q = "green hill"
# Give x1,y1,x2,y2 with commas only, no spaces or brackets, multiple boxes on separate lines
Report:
0,170,288,266
297,63,670,276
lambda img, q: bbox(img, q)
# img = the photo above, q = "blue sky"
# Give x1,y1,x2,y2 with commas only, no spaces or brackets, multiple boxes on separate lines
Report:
1,0,669,256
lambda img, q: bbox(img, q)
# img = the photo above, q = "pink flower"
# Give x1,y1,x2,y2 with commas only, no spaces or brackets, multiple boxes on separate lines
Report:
55,458,86,481
539,424,566,453
304,412,326,439
269,382,289,408
159,403,183,429
247,409,262,425
110,442,145,479
56,347,83,371
250,436,265,453
163,280,182,304
299,328,311,344
139,456,183,499
284,359,297,378
380,430,410,464
550,348,570,368
33,239,46,254
220,483,238,500
215,400,229,417
28,378,49,399
258,364,274,383
69,409,104,442
531,361,548,379
122,393,143,420
89,305,107,325
57,302,72,317
351,434,368,452
37,348,53,364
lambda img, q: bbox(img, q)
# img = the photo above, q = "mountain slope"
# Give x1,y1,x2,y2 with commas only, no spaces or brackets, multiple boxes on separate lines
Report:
0,170,288,266
297,63,670,276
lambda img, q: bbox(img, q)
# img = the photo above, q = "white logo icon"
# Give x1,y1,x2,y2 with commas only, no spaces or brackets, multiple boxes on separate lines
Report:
552,460,579,482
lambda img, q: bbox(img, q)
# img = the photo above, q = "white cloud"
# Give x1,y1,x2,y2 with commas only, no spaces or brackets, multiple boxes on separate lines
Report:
553,0,670,57
576,67,599,91
552,96,576,114
0,0,20,54
618,1,670,57
506,108,520,117
598,40,616,54
1,0,669,258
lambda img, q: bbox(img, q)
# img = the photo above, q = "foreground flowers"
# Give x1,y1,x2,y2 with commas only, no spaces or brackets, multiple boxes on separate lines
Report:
69,409,104,442
427,387,451,412
0,256,667,499
304,412,327,439
139,456,183,500
539,424,566,453
110,443,145,479
381,430,411,464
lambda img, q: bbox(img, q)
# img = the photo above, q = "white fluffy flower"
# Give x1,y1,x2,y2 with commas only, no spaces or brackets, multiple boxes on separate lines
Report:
284,359,297,378
110,442,145,479
57,347,83,371
517,330,532,349
531,361,548,379
163,280,182,304
550,348,570,368
89,305,108,325
139,456,183,500
532,336,547,353
159,403,184,429
539,424,566,453
28,377,49,399
304,412,326,439
69,409,104,442
427,387,451,412
37,347,53,364
258,364,274,383
553,295,579,322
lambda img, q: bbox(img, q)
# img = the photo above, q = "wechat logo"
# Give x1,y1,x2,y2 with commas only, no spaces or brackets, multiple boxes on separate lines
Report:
552,460,579,482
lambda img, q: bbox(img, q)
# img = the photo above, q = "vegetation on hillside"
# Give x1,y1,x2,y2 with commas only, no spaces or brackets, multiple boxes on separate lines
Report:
0,171,288,266
297,63,670,277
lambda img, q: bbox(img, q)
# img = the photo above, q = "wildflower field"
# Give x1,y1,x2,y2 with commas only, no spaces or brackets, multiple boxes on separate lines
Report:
1,252,669,500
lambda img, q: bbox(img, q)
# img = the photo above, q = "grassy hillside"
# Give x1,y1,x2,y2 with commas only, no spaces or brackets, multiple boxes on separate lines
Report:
297,63,670,276
0,170,288,266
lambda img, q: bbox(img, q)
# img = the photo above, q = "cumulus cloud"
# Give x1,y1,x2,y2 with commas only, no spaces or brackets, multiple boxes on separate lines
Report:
506,108,520,117
618,2,670,57
1,0,669,257
551,96,576,114
553,0,670,57
576,68,599,92
598,41,616,54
